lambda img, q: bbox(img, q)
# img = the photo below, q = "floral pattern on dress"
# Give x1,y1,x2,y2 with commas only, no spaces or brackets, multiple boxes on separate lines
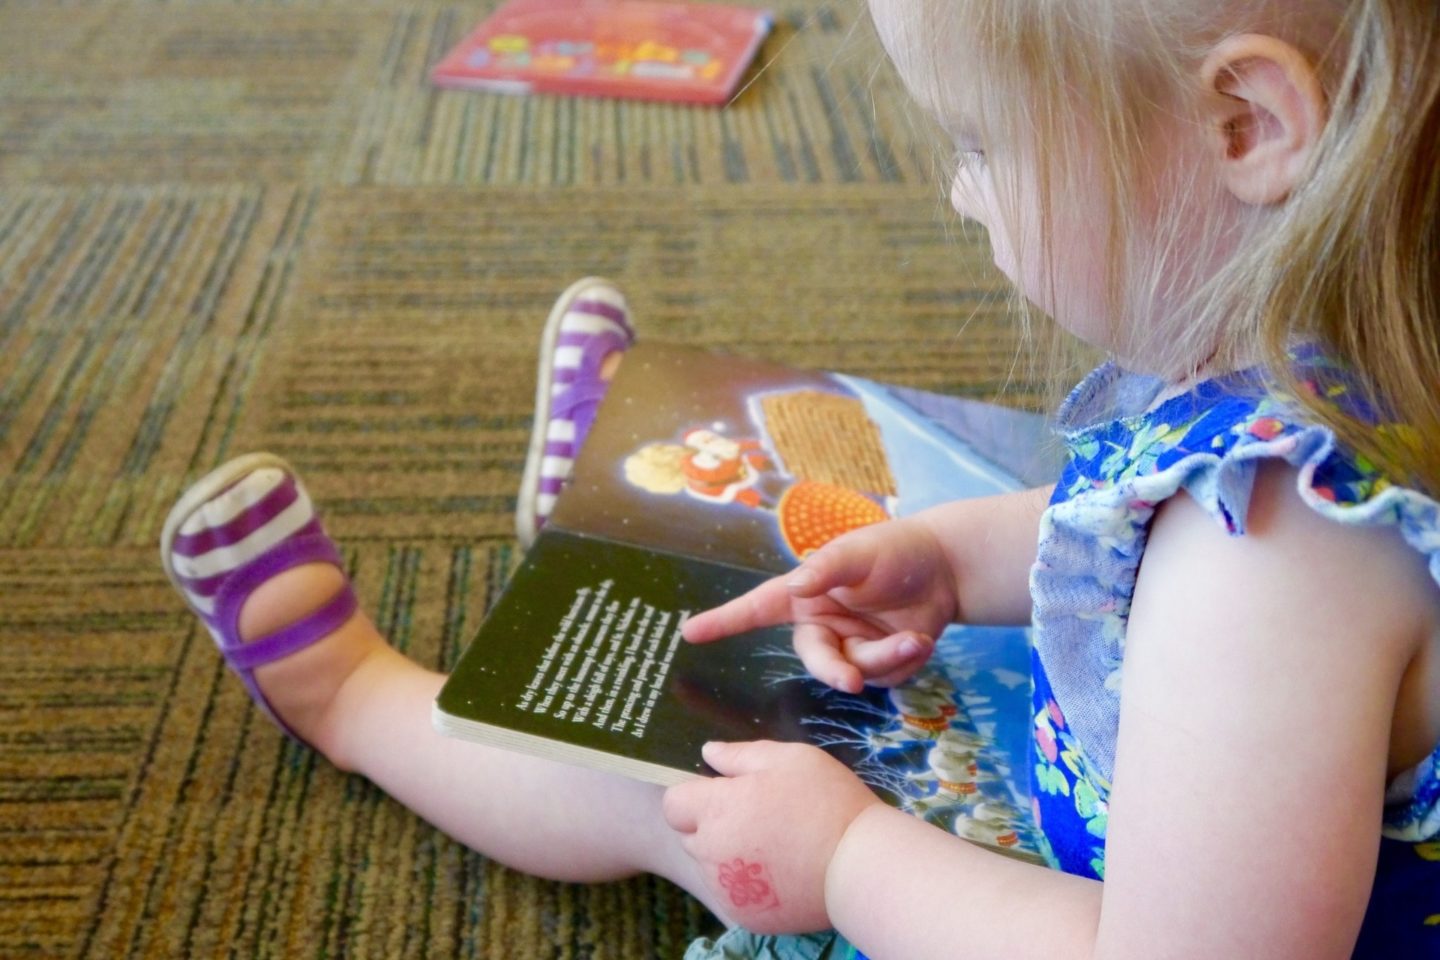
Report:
1030,679,1109,878
1030,351,1440,953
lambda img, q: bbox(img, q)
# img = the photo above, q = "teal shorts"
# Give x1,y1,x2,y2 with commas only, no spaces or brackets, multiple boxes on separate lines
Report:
684,928,860,960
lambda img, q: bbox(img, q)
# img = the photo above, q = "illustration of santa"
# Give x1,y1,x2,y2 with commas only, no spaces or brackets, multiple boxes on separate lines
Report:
678,428,772,506
622,423,889,561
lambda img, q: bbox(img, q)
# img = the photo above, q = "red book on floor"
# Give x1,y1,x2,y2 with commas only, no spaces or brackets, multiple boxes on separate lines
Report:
430,0,774,105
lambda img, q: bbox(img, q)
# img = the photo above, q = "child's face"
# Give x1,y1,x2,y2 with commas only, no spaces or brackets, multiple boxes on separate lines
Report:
869,2,1210,368
945,130,1115,353
869,1,1113,349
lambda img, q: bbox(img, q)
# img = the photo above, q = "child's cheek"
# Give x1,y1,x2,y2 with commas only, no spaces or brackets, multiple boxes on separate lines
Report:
951,172,1022,286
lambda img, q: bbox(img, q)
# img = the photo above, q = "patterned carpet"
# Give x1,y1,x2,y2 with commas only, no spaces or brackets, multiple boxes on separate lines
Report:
0,2,1042,957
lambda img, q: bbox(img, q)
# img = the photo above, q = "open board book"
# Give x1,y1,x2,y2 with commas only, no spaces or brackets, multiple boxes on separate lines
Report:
434,342,1062,861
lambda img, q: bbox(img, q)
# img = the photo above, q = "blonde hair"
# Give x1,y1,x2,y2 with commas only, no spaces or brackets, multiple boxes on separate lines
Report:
887,0,1440,492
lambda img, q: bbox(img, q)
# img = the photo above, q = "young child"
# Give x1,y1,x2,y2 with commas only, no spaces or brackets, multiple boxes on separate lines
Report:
159,1,1440,957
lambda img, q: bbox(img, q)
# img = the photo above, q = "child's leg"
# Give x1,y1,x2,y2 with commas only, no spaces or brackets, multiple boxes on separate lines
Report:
249,574,708,885
517,277,635,547
163,459,727,912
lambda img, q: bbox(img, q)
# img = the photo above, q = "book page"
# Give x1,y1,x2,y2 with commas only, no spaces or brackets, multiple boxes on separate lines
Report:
549,342,1041,575
436,529,896,779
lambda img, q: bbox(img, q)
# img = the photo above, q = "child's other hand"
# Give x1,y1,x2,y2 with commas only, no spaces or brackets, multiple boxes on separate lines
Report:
662,740,882,935
682,517,958,693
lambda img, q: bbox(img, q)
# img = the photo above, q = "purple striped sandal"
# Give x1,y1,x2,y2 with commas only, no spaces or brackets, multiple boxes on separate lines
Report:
516,277,636,548
160,453,357,744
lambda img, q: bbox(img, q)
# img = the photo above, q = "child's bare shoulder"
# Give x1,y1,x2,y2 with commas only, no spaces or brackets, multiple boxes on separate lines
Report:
1139,458,1440,770
1144,459,1435,648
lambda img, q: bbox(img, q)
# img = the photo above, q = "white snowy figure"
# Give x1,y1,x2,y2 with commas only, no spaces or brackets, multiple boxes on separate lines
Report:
888,684,958,734
924,730,1002,798
952,799,1028,850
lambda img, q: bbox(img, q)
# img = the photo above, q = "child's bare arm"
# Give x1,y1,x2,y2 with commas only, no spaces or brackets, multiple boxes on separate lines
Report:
828,804,1101,959
822,463,1430,958
913,483,1054,626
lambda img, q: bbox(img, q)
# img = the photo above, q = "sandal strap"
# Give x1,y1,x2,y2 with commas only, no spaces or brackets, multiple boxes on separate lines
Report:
542,326,629,452
211,532,354,670
551,377,611,448
227,587,358,672
554,329,628,385
551,376,612,420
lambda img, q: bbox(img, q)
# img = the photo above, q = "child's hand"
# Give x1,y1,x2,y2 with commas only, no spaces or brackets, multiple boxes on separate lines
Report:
682,517,958,692
662,740,882,935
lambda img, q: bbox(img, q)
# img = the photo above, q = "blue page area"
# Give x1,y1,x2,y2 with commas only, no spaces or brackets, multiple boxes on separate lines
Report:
836,375,1026,511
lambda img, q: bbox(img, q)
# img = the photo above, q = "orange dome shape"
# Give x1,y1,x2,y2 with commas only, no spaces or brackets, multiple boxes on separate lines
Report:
775,481,888,559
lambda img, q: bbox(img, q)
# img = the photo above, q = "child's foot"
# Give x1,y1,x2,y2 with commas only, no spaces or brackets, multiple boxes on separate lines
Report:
516,277,636,548
160,454,383,761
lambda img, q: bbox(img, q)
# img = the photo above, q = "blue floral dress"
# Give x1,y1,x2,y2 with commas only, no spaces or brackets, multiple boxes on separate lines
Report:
1030,350,1440,955
687,352,1439,959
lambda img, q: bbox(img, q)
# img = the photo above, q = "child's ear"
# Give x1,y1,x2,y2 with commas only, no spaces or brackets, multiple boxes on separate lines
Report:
1200,34,1327,205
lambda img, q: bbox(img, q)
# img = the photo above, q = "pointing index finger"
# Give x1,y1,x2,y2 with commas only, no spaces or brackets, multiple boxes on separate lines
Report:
681,574,797,644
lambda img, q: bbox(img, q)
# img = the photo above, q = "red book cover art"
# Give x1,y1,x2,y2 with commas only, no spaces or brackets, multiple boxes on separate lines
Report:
430,0,774,105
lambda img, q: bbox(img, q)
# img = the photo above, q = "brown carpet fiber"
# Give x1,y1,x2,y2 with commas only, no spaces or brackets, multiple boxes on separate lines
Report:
0,2,1040,957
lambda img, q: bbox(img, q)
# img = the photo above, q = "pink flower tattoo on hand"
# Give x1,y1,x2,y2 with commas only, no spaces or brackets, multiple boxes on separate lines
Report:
717,858,781,910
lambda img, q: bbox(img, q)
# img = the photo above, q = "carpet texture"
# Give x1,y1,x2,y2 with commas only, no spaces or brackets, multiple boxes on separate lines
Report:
0,2,1043,957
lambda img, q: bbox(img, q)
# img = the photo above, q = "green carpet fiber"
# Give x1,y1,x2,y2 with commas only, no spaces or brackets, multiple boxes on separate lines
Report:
0,1,1043,956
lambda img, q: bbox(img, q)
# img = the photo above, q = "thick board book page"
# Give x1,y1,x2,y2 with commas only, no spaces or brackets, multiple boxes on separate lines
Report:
435,342,1060,861
430,0,775,105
